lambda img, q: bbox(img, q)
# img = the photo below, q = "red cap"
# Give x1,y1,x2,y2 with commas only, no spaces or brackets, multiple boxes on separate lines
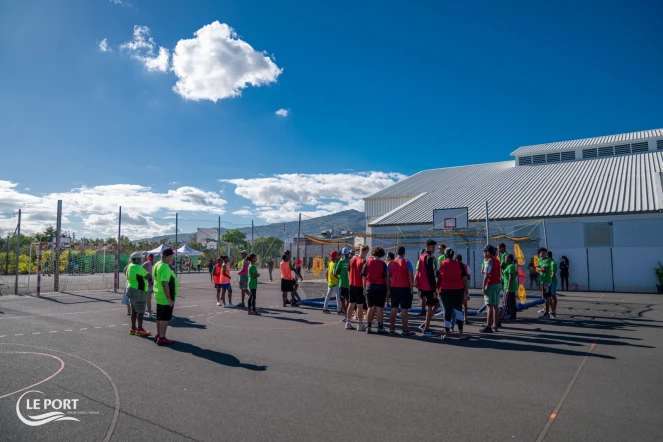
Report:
330,251,338,259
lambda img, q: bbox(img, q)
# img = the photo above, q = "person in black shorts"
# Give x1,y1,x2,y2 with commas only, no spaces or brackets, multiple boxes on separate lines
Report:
416,240,440,337
362,246,390,334
347,245,369,331
388,246,415,336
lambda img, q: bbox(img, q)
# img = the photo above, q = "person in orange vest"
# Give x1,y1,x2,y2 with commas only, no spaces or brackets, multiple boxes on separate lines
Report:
280,254,299,307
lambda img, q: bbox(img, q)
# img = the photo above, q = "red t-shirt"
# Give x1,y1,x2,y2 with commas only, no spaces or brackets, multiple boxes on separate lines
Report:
349,256,364,287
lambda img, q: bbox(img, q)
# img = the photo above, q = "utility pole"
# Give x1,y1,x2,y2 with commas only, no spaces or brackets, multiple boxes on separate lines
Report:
296,213,301,267
283,223,286,253
175,213,178,276
251,220,254,253
54,200,62,292
218,216,221,256
14,209,21,294
484,201,490,245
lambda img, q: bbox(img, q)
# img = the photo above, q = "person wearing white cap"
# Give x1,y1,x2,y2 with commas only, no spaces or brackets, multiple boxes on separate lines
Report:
126,252,152,336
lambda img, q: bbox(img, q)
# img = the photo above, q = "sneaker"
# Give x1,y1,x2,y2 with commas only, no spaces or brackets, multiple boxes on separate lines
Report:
216,302,223,306
129,327,137,335
479,326,493,333
551,311,557,318
539,312,551,319
491,326,499,333
365,326,372,334
254,311,261,316
389,329,396,334
291,302,300,307
345,322,355,330
401,329,416,336
357,323,367,332
156,337,174,346
136,328,151,336
418,323,425,331
323,310,331,314
226,303,236,308
283,302,287,307
371,320,378,327
340,318,348,323
377,328,389,334
285,300,291,305
538,308,546,314
154,335,160,343
422,330,441,338
336,310,345,315
248,311,254,315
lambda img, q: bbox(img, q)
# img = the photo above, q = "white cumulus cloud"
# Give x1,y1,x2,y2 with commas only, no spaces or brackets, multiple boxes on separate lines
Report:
120,25,170,72
0,181,226,239
98,38,111,53
275,108,289,117
223,172,405,223
171,21,283,102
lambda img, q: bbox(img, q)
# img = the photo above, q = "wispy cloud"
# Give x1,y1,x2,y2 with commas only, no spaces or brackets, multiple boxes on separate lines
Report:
120,25,170,73
98,38,111,53
275,108,290,117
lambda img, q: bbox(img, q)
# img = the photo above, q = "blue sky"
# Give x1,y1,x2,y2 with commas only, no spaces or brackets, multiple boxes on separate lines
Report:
1,0,662,238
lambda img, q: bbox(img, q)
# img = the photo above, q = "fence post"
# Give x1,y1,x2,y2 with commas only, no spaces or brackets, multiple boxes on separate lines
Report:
114,206,121,292
54,200,62,292
542,218,548,249
14,209,21,294
36,243,43,298
484,201,490,245
175,213,178,276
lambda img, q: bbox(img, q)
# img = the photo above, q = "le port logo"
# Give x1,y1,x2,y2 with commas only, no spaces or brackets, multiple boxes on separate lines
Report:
16,390,96,427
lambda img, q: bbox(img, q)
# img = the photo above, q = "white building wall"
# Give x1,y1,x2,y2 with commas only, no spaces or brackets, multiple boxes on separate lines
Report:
368,213,663,293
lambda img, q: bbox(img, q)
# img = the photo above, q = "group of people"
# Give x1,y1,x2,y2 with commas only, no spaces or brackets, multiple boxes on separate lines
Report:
119,240,566,346
123,248,178,346
319,240,565,338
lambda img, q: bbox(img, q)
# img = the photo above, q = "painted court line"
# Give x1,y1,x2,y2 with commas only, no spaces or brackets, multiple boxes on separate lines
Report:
49,331,57,333
32,332,40,335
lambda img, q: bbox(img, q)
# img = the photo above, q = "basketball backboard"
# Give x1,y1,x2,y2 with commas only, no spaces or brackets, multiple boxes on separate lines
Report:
433,207,469,230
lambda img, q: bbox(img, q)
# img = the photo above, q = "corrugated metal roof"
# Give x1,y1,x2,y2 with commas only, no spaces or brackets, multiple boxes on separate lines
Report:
368,152,663,226
511,128,663,156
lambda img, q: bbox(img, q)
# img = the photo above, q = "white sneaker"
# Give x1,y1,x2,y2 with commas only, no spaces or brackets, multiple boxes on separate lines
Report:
216,302,223,306
340,318,348,323
226,303,236,308
418,323,425,331
538,309,546,314
345,321,355,330
357,323,367,331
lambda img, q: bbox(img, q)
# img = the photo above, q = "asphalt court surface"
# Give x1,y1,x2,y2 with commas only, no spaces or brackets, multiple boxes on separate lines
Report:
1,271,662,441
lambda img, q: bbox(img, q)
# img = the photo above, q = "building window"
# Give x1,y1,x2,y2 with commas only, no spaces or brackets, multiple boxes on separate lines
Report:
585,223,613,247
518,156,532,165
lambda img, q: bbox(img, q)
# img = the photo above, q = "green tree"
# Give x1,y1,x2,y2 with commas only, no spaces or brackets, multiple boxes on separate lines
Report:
252,236,284,262
221,229,248,250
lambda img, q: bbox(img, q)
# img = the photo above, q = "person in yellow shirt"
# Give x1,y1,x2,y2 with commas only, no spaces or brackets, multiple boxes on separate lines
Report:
323,251,341,314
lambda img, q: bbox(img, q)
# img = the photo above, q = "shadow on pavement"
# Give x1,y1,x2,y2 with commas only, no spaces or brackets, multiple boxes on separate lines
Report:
166,342,267,371
38,292,118,305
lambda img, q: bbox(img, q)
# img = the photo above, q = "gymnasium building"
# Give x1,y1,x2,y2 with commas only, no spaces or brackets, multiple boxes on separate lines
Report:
364,129,663,293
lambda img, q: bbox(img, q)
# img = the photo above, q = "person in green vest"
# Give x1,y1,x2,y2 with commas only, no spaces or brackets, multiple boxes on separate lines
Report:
334,247,352,324
501,254,518,321
126,252,152,337
247,254,260,315
548,250,559,318
153,248,179,346
536,247,553,319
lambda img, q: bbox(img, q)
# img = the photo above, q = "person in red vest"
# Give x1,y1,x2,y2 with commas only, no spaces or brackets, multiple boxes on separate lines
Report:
438,248,469,340
388,246,415,336
361,246,390,334
347,245,369,331
295,257,304,281
416,239,440,337
481,245,502,333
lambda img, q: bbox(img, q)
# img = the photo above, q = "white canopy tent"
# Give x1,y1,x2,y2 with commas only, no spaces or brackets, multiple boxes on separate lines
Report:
145,244,168,255
176,245,203,256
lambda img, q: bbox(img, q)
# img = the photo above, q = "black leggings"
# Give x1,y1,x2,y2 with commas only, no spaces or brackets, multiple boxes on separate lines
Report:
503,292,517,320
560,274,569,291
440,289,465,332
529,274,539,289
248,289,257,311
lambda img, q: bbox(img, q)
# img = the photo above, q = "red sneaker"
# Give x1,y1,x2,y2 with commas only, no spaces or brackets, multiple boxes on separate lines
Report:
129,327,137,335
136,328,151,336
153,335,160,343
157,337,174,346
